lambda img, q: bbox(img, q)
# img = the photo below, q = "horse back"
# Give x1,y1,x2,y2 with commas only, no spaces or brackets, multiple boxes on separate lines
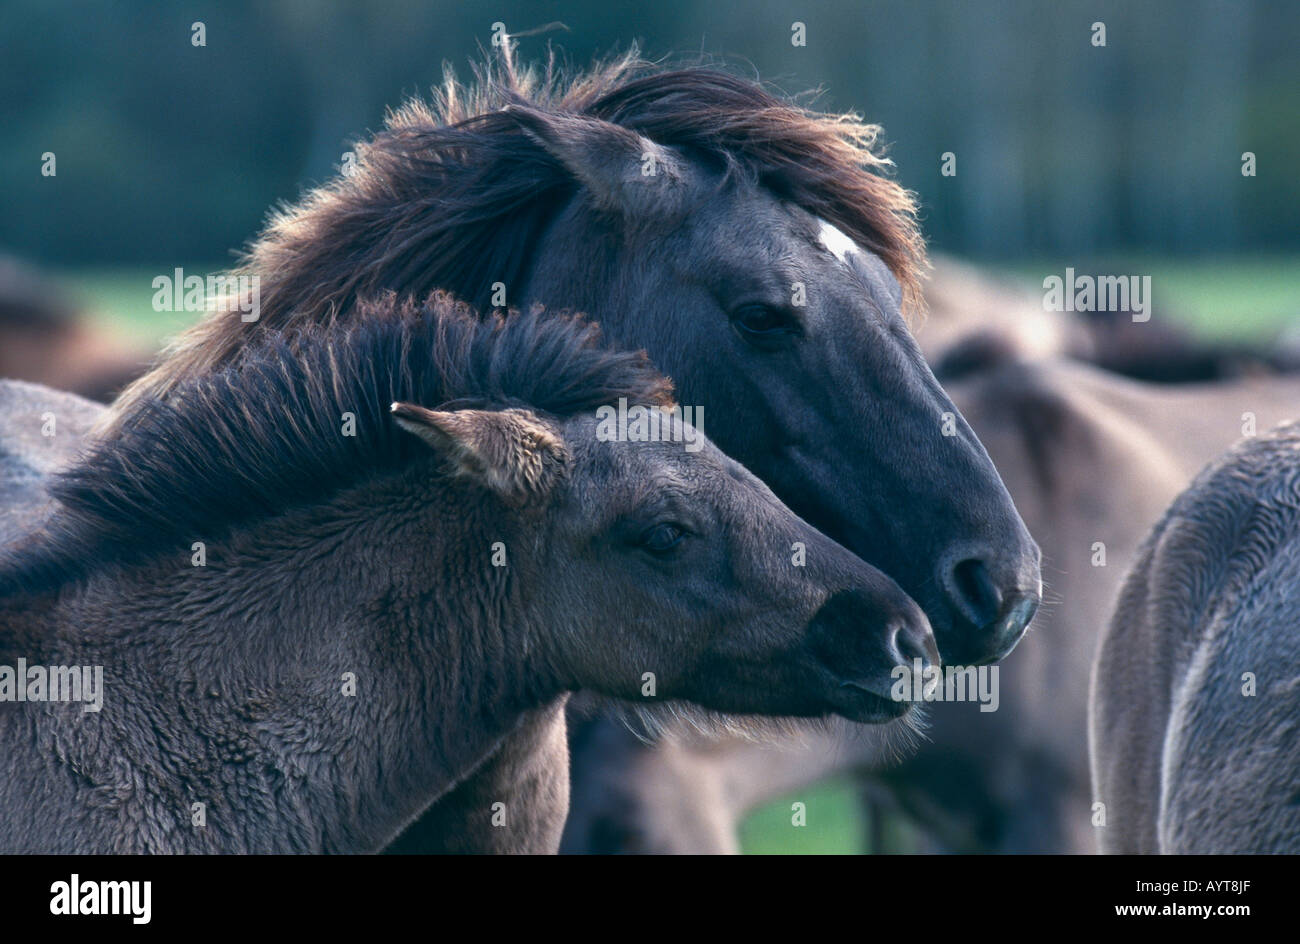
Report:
1160,538,1300,852
0,379,104,544
1092,421,1300,853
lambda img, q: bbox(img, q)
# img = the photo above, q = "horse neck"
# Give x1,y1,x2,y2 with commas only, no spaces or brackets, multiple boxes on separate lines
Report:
28,475,553,852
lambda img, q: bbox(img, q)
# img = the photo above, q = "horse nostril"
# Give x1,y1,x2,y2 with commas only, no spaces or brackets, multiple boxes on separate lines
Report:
950,558,1004,629
889,618,939,670
934,548,1042,665
991,591,1040,655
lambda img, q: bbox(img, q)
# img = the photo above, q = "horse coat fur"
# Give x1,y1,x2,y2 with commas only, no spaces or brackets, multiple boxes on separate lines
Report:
1090,421,1300,854
0,294,935,853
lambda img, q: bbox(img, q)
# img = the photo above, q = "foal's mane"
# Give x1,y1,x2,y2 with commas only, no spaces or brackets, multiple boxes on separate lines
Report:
111,44,924,420
0,292,672,594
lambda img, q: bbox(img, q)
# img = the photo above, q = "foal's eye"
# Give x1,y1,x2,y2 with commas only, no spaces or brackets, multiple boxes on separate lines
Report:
731,304,799,348
639,523,687,555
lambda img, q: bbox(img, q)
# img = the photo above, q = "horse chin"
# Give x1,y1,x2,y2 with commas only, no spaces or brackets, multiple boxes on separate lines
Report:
831,683,915,725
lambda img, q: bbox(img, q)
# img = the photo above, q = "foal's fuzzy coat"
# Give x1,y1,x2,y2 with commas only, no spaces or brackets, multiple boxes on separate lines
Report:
0,294,669,852
0,293,932,853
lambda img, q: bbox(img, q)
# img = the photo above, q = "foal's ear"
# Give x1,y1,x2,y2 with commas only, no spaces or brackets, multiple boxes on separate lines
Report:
391,403,567,503
503,104,688,219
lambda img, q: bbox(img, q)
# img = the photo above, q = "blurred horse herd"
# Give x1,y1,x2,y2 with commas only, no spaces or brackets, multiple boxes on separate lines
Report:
1,51,1296,854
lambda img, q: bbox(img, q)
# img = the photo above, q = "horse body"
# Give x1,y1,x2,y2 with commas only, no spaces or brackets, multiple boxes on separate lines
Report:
0,380,104,541
0,296,937,853
383,700,571,854
3,484,539,853
1090,421,1300,854
0,257,145,403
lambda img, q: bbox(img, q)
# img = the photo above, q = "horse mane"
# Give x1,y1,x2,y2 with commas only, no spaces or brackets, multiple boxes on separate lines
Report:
0,291,672,594
110,44,925,419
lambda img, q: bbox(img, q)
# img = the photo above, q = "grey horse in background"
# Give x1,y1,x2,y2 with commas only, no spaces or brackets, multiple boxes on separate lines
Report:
0,380,104,539
0,257,147,403
1090,421,1300,854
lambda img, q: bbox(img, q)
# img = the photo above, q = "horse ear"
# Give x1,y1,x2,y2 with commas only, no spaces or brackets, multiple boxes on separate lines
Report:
391,402,567,503
503,104,688,218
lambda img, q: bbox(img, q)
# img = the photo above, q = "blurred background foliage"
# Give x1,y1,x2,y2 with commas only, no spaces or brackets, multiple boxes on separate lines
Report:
3,0,1297,267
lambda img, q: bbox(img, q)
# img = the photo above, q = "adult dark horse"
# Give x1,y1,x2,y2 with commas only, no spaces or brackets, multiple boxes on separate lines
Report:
84,49,1038,851
110,50,1040,665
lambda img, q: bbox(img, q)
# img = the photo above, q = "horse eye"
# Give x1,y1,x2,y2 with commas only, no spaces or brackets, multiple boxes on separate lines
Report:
639,523,687,555
731,304,797,347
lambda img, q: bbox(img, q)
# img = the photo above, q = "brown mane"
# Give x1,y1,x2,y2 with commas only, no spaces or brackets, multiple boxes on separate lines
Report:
110,45,924,422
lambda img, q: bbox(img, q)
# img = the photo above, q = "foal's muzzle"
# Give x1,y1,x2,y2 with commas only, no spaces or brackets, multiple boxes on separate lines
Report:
807,588,938,700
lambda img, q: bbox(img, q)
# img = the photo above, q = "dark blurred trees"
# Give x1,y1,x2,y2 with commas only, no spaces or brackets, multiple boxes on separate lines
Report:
1,0,1295,264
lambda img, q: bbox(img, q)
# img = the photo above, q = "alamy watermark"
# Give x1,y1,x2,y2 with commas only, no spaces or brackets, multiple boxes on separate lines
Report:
595,397,705,453
0,658,103,712
891,659,999,712
152,267,261,322
1042,267,1151,322
50,874,150,924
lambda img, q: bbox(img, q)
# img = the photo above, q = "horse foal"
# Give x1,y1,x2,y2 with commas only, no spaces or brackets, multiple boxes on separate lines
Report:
0,293,934,853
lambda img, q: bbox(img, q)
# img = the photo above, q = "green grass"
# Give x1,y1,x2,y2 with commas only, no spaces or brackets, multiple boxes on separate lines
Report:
59,255,1300,352
55,264,220,348
992,254,1300,341
738,776,866,855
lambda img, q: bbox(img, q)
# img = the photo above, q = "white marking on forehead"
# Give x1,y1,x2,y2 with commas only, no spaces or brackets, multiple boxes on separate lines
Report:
816,218,861,265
